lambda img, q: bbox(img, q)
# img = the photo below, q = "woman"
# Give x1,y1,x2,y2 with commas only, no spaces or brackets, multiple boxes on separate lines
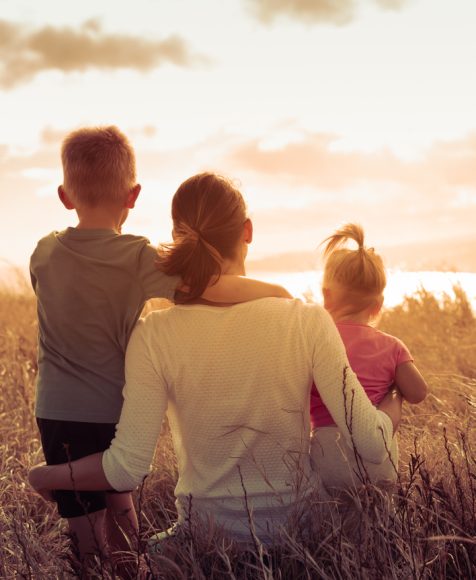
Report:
29,173,400,543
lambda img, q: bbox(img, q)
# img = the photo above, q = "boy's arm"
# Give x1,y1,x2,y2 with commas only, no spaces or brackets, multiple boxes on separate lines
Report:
394,362,428,404
142,243,291,302
202,275,293,302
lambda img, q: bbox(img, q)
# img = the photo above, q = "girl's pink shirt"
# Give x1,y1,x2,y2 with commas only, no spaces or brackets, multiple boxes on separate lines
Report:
310,321,413,429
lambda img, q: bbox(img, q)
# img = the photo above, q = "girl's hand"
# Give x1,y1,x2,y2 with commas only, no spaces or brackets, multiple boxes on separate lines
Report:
29,463,55,501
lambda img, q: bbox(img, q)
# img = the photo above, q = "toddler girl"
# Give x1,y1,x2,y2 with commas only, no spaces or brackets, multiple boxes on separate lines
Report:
310,223,428,490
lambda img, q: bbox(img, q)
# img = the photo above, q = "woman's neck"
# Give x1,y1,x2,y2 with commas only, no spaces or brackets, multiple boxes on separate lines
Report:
183,257,247,307
221,257,246,277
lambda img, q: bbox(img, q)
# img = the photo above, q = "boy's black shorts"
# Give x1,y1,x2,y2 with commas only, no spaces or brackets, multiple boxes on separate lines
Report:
36,418,124,519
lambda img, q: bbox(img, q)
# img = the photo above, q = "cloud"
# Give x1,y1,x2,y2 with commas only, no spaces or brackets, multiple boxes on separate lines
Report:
246,0,410,25
0,19,203,88
39,127,67,145
247,0,355,26
1,127,475,266
229,131,476,205
225,129,476,249
375,0,409,9
230,132,406,189
39,124,158,146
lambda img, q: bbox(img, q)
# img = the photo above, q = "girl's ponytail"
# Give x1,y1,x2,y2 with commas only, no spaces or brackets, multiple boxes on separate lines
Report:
323,223,365,257
322,223,386,312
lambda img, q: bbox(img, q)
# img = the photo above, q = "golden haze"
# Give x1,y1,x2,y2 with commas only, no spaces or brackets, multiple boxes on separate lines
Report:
0,287,475,577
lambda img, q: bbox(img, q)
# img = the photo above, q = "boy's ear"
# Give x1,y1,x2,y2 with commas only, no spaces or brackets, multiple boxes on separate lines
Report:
125,184,141,209
58,186,75,210
243,218,253,244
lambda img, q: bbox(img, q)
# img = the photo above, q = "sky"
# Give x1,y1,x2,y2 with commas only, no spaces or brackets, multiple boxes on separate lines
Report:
1,0,476,271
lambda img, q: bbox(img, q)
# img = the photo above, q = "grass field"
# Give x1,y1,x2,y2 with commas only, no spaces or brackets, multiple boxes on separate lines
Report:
0,287,474,578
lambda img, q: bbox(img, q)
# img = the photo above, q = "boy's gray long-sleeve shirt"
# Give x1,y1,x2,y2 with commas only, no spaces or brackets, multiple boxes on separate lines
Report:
30,228,179,423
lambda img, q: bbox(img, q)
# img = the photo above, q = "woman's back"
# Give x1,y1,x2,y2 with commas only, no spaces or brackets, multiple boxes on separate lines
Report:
149,298,314,503
106,297,394,541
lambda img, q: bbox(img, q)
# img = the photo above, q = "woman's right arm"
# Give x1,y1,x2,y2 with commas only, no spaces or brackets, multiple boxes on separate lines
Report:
308,306,394,464
102,317,168,491
29,317,168,494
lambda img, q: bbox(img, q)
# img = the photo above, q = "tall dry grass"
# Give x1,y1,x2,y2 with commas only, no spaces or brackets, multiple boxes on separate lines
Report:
0,286,474,578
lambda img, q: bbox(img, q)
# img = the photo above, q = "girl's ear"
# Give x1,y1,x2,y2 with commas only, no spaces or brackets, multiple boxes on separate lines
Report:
371,295,384,317
322,287,332,310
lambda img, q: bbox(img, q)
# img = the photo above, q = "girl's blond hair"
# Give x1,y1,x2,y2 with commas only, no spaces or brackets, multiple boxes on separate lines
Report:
322,223,386,315
61,126,136,207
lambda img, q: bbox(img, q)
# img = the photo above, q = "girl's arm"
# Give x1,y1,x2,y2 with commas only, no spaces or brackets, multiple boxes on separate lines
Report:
202,276,293,302
29,317,168,495
394,361,428,404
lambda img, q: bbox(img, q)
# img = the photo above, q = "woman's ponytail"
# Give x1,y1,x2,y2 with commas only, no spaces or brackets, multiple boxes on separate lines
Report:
157,173,247,301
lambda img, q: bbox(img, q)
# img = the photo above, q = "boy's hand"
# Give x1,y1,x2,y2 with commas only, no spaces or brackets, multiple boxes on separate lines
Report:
29,463,55,502
270,284,293,299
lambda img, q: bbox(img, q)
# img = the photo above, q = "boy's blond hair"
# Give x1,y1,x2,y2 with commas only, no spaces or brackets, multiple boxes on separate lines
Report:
61,126,136,207
322,223,386,315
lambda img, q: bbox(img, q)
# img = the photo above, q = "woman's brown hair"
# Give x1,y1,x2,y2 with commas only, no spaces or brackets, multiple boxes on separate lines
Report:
157,173,247,301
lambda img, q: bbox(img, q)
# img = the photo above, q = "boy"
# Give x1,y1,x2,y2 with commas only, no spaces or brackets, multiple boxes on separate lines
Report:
30,126,289,570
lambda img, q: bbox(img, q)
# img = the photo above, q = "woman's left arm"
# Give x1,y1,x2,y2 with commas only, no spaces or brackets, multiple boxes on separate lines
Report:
378,387,403,432
29,317,168,494
308,306,394,464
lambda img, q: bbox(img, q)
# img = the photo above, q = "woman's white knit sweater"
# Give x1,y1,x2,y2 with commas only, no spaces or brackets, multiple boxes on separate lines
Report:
103,298,393,539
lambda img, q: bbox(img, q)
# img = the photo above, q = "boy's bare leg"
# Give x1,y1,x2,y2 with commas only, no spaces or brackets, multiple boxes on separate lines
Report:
67,509,107,572
105,492,139,576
